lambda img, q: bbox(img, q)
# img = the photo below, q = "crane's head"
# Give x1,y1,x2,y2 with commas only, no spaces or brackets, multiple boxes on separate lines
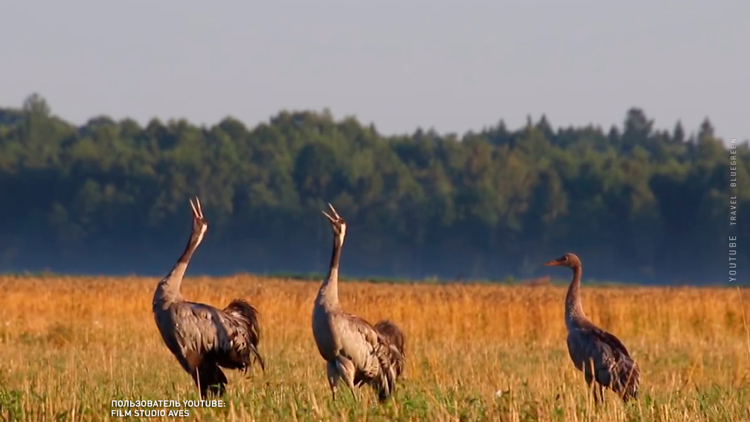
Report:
321,203,347,245
189,196,209,244
543,252,581,269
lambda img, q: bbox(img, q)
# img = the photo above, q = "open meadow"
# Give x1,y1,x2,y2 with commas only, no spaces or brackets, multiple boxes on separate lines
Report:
0,275,749,422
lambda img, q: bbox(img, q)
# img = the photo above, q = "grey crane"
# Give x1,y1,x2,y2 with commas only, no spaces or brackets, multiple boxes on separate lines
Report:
311,204,405,402
544,253,640,403
152,197,264,398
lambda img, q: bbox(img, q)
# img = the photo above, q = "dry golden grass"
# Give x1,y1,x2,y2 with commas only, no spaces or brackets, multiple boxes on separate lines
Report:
0,275,749,421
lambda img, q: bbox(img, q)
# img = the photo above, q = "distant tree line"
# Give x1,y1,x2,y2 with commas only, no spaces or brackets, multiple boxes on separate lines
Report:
0,93,747,284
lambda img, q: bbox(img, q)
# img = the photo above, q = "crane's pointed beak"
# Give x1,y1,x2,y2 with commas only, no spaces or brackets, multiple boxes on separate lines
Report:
321,210,334,222
327,203,340,219
195,196,202,214
544,259,563,267
189,198,199,218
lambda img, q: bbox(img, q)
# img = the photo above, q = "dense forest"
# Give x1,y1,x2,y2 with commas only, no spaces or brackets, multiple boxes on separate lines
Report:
0,93,747,284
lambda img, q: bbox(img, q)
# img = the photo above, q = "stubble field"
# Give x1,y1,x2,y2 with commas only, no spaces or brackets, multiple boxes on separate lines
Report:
0,275,748,422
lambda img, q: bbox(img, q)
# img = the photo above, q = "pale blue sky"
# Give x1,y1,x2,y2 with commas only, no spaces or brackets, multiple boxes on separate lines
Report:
1,1,747,142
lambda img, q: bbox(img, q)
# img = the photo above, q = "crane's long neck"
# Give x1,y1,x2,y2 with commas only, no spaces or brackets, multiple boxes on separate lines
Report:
565,264,587,329
155,229,204,306
317,236,343,309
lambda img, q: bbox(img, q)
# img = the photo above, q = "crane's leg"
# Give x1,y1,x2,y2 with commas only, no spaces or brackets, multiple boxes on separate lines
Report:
584,379,599,405
591,383,605,406
336,358,359,402
326,361,339,401
191,364,227,399
191,369,207,400
583,360,602,406
183,351,207,399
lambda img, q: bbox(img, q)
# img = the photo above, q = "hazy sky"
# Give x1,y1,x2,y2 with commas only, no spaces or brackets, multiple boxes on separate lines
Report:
1,1,747,142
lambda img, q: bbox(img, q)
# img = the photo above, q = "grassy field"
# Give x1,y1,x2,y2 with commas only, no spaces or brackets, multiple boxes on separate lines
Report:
0,275,749,421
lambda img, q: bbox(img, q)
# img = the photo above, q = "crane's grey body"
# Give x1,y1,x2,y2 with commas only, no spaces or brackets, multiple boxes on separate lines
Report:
312,204,405,402
153,197,263,398
546,253,640,403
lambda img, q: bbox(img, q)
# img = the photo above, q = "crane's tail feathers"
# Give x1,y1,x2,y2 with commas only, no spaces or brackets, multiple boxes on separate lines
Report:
614,359,640,402
374,320,405,354
374,319,406,378
224,299,261,340
224,299,264,371
369,320,406,402
251,345,265,372
374,358,399,402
